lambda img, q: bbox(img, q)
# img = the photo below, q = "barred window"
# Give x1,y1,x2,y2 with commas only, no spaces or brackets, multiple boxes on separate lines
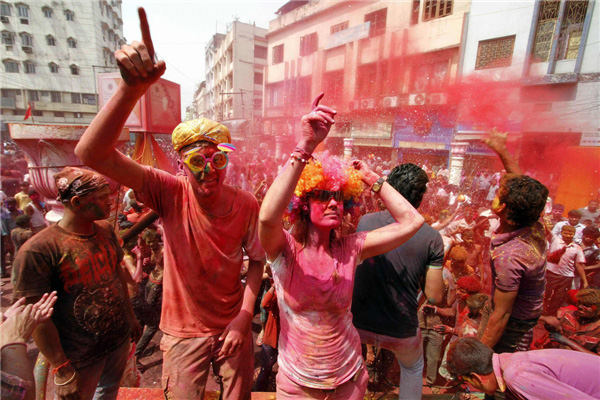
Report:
364,8,387,37
423,0,452,21
299,32,317,57
475,35,516,70
272,44,284,65
23,61,35,74
556,0,588,60
330,21,349,34
532,0,560,62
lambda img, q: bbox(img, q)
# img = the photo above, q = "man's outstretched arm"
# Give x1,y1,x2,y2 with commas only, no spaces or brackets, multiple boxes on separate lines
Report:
75,8,166,192
483,128,522,175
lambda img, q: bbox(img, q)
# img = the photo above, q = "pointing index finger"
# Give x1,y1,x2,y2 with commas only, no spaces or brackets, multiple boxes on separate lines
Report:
138,8,155,61
311,92,324,110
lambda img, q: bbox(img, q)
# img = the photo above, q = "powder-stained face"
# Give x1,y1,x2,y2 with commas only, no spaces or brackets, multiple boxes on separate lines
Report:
77,186,112,221
308,196,343,230
5,200,17,212
589,200,599,213
552,208,564,219
568,214,581,227
561,226,575,244
491,196,503,215
577,303,597,319
178,142,227,198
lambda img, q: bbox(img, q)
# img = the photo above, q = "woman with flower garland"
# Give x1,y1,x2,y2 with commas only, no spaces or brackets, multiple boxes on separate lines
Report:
258,94,425,399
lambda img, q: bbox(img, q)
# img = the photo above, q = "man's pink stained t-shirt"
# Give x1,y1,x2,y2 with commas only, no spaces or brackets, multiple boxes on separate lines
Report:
138,166,264,337
270,230,367,390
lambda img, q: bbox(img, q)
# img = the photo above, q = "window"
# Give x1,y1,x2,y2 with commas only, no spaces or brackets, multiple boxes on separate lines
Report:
48,62,58,73
411,60,448,91
356,63,378,97
71,93,81,103
323,70,344,105
330,21,349,34
411,0,421,25
476,35,516,69
254,45,267,59
32,110,42,116
54,111,64,117
1,31,13,45
556,0,589,60
299,32,318,56
75,112,83,118
50,91,61,102
28,90,38,101
268,83,284,107
532,0,560,62
23,61,35,74
46,35,55,46
272,44,284,65
1,2,10,16
364,8,387,37
82,94,96,105
20,32,32,46
42,6,52,18
67,37,76,48
70,64,79,75
65,10,74,21
423,0,453,21
254,72,263,85
17,4,28,18
3,59,18,72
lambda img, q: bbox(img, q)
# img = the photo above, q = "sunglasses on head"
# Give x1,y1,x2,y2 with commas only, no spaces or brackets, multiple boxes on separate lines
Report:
182,148,229,172
309,189,344,203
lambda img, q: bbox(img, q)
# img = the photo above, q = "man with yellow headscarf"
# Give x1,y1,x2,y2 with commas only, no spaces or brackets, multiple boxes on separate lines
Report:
75,9,264,400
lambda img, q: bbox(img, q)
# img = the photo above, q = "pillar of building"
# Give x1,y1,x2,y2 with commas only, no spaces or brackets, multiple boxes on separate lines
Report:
275,136,285,159
343,138,355,160
448,141,469,185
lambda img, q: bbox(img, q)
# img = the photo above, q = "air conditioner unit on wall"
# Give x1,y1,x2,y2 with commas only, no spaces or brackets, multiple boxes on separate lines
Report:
383,96,398,108
429,93,447,105
348,100,360,111
361,99,375,109
408,93,426,106
1,16,9,23
22,46,32,53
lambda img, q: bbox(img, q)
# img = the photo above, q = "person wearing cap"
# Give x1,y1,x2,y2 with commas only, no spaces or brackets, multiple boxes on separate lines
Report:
12,167,141,400
74,9,264,400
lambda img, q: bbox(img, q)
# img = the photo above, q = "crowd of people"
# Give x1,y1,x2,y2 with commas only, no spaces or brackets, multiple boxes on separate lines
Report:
2,8,600,400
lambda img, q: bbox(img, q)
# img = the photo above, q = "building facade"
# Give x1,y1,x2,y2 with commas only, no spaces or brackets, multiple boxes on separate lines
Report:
263,0,471,160
204,21,268,144
456,0,599,201
1,0,124,137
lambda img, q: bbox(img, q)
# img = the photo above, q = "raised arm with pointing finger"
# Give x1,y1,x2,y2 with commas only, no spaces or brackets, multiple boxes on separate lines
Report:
77,9,265,400
75,8,166,191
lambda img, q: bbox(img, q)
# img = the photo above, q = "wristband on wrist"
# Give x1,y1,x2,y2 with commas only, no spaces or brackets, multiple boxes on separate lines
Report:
52,360,71,375
293,147,313,160
54,371,76,386
1,342,26,351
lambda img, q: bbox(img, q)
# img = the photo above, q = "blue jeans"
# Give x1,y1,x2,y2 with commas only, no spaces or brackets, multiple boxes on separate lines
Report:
357,328,424,400
65,340,130,400
253,344,278,392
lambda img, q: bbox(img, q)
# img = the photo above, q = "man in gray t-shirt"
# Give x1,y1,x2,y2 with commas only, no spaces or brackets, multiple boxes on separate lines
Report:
352,163,444,400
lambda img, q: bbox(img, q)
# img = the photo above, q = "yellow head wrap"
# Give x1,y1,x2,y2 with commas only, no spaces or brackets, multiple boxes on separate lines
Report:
171,118,231,152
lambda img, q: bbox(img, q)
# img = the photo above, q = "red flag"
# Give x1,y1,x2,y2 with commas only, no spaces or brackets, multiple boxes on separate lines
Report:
23,103,32,120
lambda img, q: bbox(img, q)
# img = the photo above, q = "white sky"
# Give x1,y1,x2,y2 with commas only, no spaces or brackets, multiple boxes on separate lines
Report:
121,0,285,118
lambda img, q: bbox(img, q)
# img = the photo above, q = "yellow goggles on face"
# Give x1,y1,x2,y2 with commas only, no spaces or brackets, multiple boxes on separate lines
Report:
182,148,229,172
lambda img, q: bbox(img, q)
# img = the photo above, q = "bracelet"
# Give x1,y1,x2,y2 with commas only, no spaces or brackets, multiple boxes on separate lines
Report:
53,371,76,386
289,152,311,165
293,147,313,161
52,360,71,375
1,342,26,351
434,306,438,314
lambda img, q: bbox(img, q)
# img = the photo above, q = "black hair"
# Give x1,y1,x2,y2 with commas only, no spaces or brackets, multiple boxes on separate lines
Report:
582,226,600,240
15,214,31,228
498,174,548,228
447,337,494,377
386,163,429,208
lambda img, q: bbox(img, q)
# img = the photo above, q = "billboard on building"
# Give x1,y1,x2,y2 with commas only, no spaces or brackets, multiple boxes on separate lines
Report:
97,73,181,134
